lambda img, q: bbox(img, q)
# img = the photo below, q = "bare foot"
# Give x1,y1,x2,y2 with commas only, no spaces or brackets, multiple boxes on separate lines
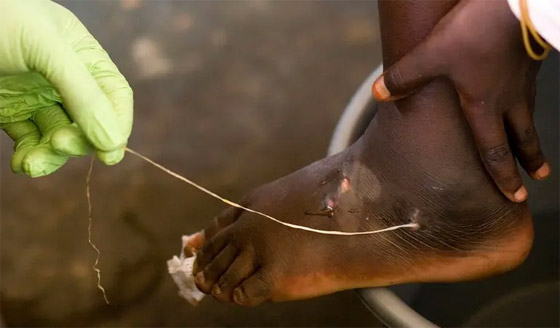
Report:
190,0,536,307
190,81,533,306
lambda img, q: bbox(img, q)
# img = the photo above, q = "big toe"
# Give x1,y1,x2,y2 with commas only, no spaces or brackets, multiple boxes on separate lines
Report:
204,206,244,240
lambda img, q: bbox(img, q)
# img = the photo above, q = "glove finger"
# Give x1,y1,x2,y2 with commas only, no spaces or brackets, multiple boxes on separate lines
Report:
21,144,68,178
70,33,132,165
32,104,71,138
51,4,133,147
2,120,41,174
96,148,125,166
71,33,134,140
2,119,67,177
32,104,92,156
25,106,70,177
23,24,124,152
51,123,93,157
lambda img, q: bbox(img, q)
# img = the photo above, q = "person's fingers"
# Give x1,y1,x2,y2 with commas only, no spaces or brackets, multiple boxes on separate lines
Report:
62,14,133,162
2,120,68,177
95,148,125,166
51,123,93,157
24,22,125,152
2,120,41,174
506,106,549,180
21,145,68,177
32,104,71,138
71,33,133,143
0,0,129,171
24,105,71,176
33,104,92,157
463,105,527,202
372,37,445,101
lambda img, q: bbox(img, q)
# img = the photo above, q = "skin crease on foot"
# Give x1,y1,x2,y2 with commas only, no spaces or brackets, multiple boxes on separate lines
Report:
190,1,536,307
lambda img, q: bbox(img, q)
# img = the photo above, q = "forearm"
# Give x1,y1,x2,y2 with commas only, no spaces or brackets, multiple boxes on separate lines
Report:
378,0,459,67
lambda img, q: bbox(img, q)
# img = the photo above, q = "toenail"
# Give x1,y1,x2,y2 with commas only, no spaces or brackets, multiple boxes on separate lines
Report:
212,284,222,295
195,272,205,285
534,163,550,180
233,288,246,304
513,186,528,202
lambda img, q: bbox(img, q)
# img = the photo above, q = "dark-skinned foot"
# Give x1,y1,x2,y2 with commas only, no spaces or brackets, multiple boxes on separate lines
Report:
191,82,533,307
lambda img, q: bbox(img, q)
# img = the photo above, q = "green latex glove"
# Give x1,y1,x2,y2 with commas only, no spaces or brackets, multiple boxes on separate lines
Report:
0,0,133,177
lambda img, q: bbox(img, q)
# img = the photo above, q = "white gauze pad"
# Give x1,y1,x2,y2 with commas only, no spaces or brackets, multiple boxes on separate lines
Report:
167,234,205,305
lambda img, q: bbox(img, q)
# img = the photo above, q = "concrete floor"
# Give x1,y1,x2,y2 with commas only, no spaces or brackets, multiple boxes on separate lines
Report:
1,1,383,326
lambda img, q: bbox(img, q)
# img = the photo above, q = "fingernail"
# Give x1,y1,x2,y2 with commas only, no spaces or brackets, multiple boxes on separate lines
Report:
212,284,222,295
195,272,205,285
513,186,528,202
534,163,550,180
372,76,391,100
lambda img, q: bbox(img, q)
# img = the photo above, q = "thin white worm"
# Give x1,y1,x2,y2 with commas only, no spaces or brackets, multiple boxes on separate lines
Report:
86,157,110,304
125,148,419,236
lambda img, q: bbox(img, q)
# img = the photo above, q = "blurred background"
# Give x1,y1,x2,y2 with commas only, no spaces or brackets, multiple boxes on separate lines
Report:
1,1,558,327
1,0,382,326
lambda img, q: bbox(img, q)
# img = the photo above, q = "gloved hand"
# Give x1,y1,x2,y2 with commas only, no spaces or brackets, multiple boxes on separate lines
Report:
0,0,133,177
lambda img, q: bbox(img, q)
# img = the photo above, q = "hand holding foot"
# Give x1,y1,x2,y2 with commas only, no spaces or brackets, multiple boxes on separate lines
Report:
372,0,550,202
192,121,533,306
190,0,537,308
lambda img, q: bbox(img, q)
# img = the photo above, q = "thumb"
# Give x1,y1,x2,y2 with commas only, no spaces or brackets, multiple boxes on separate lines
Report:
372,39,444,102
24,26,125,152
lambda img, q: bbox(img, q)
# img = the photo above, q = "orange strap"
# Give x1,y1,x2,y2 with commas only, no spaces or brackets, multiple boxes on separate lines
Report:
519,0,551,60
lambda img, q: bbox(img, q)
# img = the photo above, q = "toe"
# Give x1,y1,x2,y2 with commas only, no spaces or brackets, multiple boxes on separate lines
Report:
194,229,230,275
195,244,238,293
204,206,244,240
233,269,273,307
183,231,205,257
212,252,256,303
